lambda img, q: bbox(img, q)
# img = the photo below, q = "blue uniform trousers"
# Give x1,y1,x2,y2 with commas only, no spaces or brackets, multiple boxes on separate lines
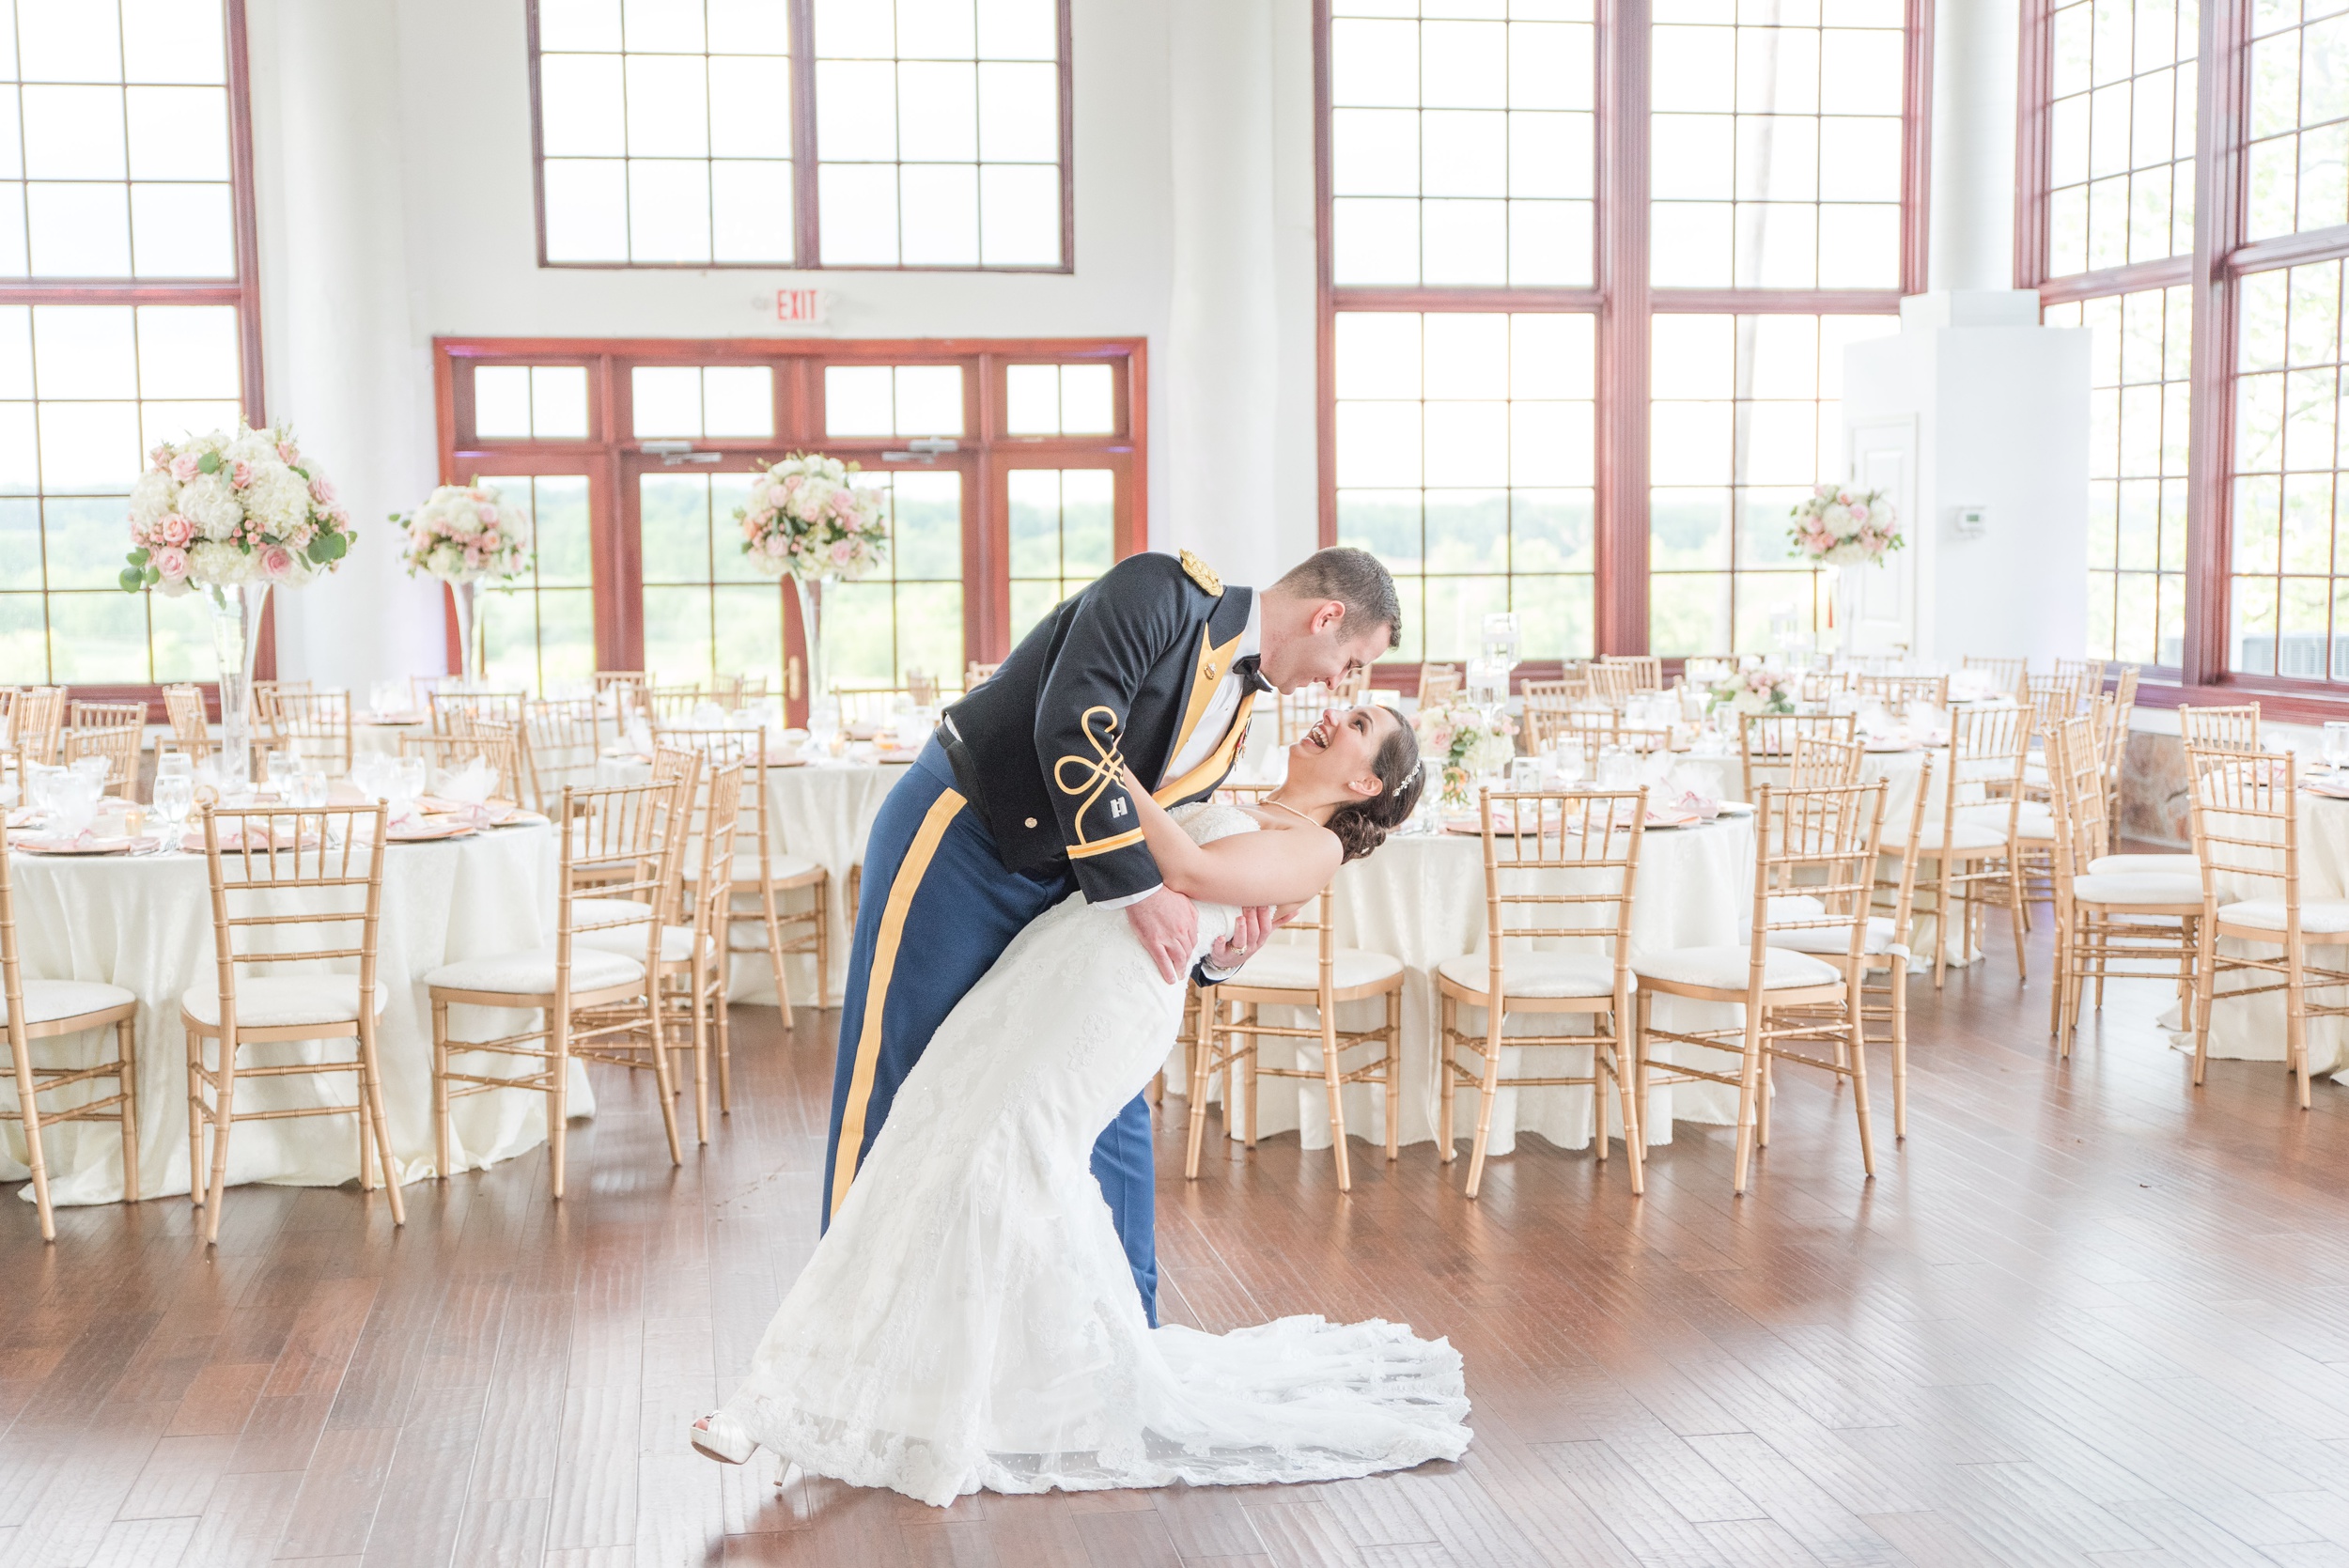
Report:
821,737,1159,1325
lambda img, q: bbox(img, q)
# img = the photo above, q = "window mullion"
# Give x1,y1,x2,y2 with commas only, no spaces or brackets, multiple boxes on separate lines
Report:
2184,0,2247,689
1599,0,1651,657
789,0,820,267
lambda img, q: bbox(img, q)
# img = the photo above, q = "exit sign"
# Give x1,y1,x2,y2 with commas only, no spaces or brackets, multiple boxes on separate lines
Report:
775,287,824,324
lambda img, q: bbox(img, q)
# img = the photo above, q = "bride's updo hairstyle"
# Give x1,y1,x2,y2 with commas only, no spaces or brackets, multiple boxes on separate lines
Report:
1327,718,1424,862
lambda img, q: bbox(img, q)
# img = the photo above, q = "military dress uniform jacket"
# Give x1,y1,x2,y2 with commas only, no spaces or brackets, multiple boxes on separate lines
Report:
940,550,1270,904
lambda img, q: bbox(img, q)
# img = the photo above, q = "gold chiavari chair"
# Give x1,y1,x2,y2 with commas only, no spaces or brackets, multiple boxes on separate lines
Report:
2180,702,2262,753
1912,703,2030,986
1528,706,1617,762
1854,672,1949,711
162,683,212,766
1634,776,1891,1193
183,800,401,1245
2056,657,2110,691
1962,655,2028,699
662,725,832,1015
14,686,63,766
2102,667,2140,828
643,684,703,722
397,729,522,802
0,844,139,1241
70,698,146,730
424,779,684,1194
1586,662,1639,705
594,671,648,748
1438,785,1648,1197
269,689,354,777
832,685,907,728
733,674,770,708
2025,672,2087,724
62,723,141,801
1787,731,1867,788
579,758,743,1141
1521,677,1583,717
1737,712,1859,801
2046,715,2203,1055
1332,667,1373,705
527,695,600,810
1601,654,1663,691
407,675,449,712
0,686,18,747
1185,785,1405,1193
1418,663,1463,705
430,688,526,734
251,679,308,756
2186,743,2348,1106
459,714,539,811
965,660,1000,689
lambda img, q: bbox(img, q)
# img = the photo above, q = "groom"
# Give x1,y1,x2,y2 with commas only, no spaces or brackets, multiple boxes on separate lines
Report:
822,546,1401,1324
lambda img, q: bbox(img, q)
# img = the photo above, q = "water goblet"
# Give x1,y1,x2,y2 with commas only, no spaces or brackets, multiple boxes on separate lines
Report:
2326,721,2349,773
156,749,194,784
149,773,194,853
264,749,297,796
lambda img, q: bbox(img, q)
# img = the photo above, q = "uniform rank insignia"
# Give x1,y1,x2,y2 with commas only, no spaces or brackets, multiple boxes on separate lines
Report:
1179,550,1222,597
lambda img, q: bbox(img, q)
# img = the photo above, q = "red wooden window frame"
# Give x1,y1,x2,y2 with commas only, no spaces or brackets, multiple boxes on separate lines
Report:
434,335,1145,721
2018,0,2349,722
17,0,272,719
1314,0,1936,691
523,0,1077,274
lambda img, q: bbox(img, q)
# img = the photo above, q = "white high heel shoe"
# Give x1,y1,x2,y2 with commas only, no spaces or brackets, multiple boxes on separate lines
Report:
690,1409,755,1465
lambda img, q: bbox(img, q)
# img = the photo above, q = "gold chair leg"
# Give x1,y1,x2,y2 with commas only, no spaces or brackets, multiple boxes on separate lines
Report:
432,1000,452,1180
9,1023,53,1242
1465,1001,1503,1200
186,1035,204,1215
1438,993,1456,1162
115,1016,139,1206
716,946,733,1116
202,1037,236,1246
1384,987,1401,1161
1320,1007,1350,1194
1185,988,1216,1179
357,1017,404,1226
549,1003,570,1200
1847,999,1876,1178
1731,1005,1765,1196
1242,1004,1259,1149
759,876,791,1017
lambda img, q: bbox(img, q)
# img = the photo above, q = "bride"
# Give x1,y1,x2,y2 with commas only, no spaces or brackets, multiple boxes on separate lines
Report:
690,702,1467,1506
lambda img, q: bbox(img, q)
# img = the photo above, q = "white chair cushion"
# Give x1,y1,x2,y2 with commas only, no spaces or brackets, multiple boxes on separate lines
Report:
570,897,656,933
2217,898,2349,935
2090,852,2199,877
1766,915,1904,957
1634,945,1842,991
1227,943,1406,993
181,975,390,1029
683,852,822,884
2069,872,2205,905
1917,821,2010,853
576,923,718,965
425,946,644,996
1,978,134,1026
1435,950,1616,1001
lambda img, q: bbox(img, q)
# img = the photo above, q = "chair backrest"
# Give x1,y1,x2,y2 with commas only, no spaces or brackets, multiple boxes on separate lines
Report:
1331,667,1372,705
1750,779,1891,970
397,729,521,803
1418,663,1462,704
0,687,16,747
1520,677,1583,715
2025,673,2087,728
194,801,389,1028
270,689,353,776
966,660,1000,689
2044,714,2111,883
2185,743,2297,912
2055,657,2109,691
162,684,211,764
1682,656,1737,688
1873,755,1936,941
1788,732,1866,789
648,744,705,916
70,698,147,730
731,674,770,708
832,686,903,727
13,687,62,766
1961,655,2028,699
1601,654,1663,691
1527,705,1614,760
662,724,774,876
461,715,537,806
1211,784,1339,988
1937,702,2027,856
684,759,747,950
430,689,525,734
527,696,600,809
2180,702,2261,753
1585,662,1638,704
61,724,141,800
1473,787,1646,996
1854,672,1949,710
1737,711,1859,800
557,780,681,977
593,671,647,744
646,683,704,721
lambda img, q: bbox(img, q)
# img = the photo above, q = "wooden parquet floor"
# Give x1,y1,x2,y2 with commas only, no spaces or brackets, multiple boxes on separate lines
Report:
8,924,2349,1567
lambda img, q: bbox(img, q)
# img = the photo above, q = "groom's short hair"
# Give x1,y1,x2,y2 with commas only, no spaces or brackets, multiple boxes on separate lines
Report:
1271,548,1402,650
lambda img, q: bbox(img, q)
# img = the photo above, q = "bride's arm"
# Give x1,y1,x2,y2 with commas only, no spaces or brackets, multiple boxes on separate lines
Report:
1119,771,1343,908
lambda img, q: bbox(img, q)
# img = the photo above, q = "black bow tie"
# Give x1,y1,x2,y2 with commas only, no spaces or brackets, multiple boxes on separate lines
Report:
1233,654,1269,691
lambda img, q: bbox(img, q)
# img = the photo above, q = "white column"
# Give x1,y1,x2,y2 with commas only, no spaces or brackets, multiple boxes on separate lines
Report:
243,0,443,689
1928,0,2022,292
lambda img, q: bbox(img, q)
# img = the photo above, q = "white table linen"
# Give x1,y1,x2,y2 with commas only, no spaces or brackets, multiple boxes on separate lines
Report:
2175,788,2349,1075
0,824,577,1206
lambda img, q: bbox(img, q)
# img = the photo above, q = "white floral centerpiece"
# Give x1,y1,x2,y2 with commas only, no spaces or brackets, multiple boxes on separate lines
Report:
1411,691,1517,812
117,423,355,787
733,453,892,715
1787,484,1900,565
396,482,533,684
1710,666,1797,716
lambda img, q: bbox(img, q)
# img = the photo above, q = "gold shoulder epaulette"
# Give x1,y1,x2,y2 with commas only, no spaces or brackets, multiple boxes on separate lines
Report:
1179,550,1222,596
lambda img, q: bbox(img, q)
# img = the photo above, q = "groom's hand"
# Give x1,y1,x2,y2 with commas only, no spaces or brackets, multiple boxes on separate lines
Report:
1128,886,1199,984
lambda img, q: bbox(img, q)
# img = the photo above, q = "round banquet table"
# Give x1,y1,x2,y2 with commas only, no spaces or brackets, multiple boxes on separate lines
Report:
0,822,581,1207
353,715,428,755
597,753,903,1008
2174,785,2349,1076
1163,814,1765,1155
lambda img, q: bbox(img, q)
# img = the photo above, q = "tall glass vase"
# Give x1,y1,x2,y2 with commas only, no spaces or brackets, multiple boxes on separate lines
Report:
795,575,833,729
450,579,479,685
208,581,271,788
1832,564,1863,658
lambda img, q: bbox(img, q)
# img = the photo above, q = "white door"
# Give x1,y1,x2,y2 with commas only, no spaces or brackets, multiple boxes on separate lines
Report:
1843,414,1918,658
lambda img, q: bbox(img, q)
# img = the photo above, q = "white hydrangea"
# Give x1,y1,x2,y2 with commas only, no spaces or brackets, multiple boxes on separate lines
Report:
179,474,245,541
223,427,276,464
129,468,176,529
242,464,311,535
189,540,250,585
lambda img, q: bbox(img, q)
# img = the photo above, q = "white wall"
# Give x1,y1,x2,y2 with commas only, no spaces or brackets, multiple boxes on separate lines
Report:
241,0,1318,684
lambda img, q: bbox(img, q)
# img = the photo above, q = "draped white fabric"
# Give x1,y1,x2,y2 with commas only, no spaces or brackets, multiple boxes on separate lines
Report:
0,825,576,1205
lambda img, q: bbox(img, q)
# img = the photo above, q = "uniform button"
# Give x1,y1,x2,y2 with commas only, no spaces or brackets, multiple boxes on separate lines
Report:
1025,816,1038,828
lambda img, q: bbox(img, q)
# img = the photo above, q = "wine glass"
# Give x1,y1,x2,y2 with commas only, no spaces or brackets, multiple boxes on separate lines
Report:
2326,721,2349,773
149,773,193,853
264,749,297,796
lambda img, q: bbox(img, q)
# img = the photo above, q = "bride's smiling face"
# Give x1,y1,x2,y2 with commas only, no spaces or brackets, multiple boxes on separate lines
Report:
1287,704,1401,803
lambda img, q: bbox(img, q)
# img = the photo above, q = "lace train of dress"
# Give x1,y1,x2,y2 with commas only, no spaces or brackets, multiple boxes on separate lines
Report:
718,802,1470,1505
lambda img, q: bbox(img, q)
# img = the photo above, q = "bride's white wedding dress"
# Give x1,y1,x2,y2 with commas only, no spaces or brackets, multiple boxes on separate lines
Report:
712,801,1470,1506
